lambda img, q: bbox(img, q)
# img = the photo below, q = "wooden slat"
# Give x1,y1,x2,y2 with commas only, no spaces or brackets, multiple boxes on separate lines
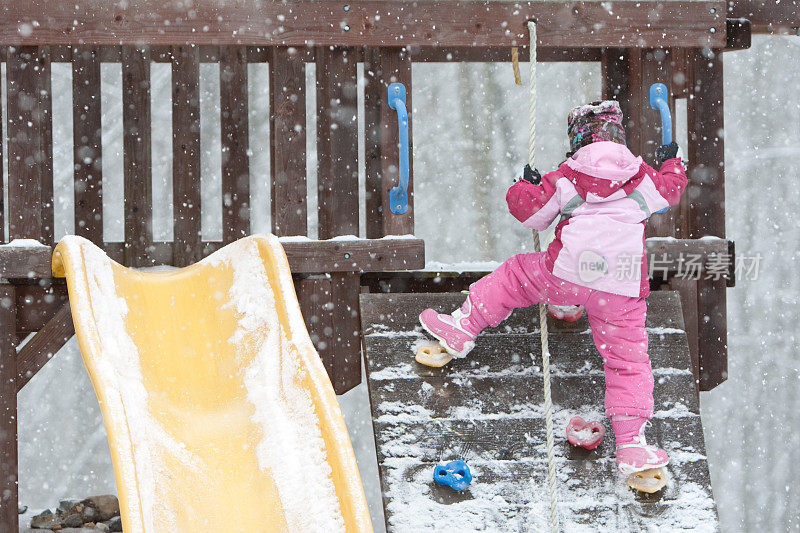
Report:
0,1,726,48
172,44,202,266
688,48,727,391
269,46,307,237
0,284,17,531
220,46,251,243
122,46,153,267
72,46,104,244
363,48,383,240
377,47,414,236
6,46,44,241
316,46,359,240
39,46,55,245
16,303,74,391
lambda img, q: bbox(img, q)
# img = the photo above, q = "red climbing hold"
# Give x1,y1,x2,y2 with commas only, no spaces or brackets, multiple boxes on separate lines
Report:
566,416,605,450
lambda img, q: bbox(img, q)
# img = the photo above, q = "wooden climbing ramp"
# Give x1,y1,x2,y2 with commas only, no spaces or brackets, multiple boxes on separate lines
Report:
360,292,718,531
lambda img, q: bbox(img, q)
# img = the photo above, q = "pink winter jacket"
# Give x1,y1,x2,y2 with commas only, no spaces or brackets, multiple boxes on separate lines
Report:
506,141,687,297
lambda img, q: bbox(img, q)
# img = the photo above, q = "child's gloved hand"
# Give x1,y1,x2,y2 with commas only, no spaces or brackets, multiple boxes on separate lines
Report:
514,164,542,185
656,142,680,163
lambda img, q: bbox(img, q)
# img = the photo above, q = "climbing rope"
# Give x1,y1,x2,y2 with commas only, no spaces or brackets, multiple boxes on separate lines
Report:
526,20,560,532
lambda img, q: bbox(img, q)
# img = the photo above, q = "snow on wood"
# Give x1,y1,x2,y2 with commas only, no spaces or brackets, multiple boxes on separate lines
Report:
361,291,717,531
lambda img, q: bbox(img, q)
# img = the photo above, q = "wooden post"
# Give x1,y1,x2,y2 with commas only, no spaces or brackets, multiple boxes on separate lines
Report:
269,46,307,237
688,47,727,390
122,46,153,267
669,276,700,391
172,45,202,266
0,284,18,531
72,46,104,245
314,46,361,393
220,46,251,243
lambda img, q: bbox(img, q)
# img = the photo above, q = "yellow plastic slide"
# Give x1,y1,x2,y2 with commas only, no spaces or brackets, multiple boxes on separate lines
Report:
52,235,372,533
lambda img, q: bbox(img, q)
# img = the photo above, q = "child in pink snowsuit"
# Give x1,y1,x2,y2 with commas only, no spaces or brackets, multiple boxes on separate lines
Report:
420,101,687,475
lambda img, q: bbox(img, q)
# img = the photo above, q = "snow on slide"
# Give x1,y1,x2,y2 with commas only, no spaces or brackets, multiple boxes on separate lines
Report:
52,235,372,533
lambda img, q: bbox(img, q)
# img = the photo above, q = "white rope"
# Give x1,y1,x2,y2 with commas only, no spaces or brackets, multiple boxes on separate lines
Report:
527,20,559,532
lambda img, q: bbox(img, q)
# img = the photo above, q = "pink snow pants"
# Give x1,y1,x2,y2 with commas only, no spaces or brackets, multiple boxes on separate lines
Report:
469,252,653,418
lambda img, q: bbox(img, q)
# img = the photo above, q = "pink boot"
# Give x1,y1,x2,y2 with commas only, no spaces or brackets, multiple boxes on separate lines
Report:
613,416,669,475
548,304,584,323
419,296,487,358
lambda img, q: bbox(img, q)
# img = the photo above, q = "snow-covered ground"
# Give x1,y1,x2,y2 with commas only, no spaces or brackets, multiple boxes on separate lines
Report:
14,36,800,532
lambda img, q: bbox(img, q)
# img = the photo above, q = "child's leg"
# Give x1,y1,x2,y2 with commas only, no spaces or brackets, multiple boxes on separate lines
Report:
468,252,587,326
584,294,668,473
420,252,586,357
584,294,652,418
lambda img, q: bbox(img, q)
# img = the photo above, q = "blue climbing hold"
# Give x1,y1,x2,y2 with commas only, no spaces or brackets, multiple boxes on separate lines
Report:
433,460,473,491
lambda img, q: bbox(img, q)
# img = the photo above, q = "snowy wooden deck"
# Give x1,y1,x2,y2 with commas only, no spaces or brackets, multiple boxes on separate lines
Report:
360,291,718,531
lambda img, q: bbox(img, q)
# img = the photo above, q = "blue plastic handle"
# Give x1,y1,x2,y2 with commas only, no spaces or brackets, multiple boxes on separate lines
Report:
388,82,409,215
649,83,672,146
433,460,472,491
649,83,672,214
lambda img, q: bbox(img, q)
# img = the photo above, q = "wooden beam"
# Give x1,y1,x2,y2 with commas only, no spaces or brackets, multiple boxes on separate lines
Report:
16,303,74,391
269,46,308,237
0,284,17,531
172,45,203,266
0,237,732,280
122,46,154,267
688,47,727,391
220,46,251,243
0,1,726,48
728,0,800,34
72,46,104,245
409,46,602,63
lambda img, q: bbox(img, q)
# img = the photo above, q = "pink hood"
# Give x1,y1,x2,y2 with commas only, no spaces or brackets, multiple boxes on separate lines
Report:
562,141,646,201
566,141,643,181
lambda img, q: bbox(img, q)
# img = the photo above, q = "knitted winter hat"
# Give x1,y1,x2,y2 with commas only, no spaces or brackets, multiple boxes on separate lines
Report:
567,100,626,154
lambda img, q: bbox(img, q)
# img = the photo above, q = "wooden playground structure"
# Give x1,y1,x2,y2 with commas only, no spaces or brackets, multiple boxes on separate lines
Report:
0,0,796,529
